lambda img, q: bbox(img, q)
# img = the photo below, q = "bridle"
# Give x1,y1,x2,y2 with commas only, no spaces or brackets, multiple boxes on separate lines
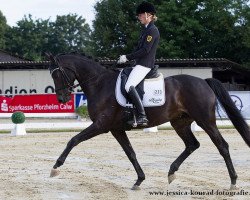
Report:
50,55,107,93
50,62,80,93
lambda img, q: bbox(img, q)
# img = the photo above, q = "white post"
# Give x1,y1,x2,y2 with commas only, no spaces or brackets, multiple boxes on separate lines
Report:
191,122,203,132
143,126,158,133
11,124,27,136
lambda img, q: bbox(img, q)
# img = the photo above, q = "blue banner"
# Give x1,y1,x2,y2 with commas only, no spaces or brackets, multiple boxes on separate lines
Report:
216,91,250,119
75,93,87,108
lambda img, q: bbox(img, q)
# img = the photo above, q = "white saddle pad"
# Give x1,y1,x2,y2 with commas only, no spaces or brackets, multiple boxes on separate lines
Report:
115,71,165,107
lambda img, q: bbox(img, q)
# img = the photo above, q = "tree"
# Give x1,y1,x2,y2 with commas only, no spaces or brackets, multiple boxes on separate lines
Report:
48,14,92,55
196,0,250,64
5,15,50,60
156,0,250,62
156,0,204,58
0,11,8,49
91,0,249,66
237,1,250,67
4,14,91,60
91,0,142,58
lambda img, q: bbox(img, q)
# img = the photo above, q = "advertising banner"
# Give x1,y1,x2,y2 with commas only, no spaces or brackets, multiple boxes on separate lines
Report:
0,91,249,119
216,91,250,119
75,93,87,108
0,94,75,113
0,70,82,97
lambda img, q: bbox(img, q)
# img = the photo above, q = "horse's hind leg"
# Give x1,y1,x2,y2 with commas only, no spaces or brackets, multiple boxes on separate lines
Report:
169,117,200,184
198,122,238,189
111,130,145,190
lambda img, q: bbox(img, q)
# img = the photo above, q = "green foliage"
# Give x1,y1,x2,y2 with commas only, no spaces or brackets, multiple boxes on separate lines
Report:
4,15,49,60
75,106,89,118
156,0,250,62
4,14,91,60
91,0,141,58
1,0,249,68
91,0,250,67
0,11,8,49
195,0,250,64
47,14,92,55
11,111,26,124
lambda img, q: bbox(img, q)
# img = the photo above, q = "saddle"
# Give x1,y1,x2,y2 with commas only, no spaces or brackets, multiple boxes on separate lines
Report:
115,66,165,108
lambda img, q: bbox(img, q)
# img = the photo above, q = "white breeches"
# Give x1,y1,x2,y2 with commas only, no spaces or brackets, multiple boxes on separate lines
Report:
125,65,151,92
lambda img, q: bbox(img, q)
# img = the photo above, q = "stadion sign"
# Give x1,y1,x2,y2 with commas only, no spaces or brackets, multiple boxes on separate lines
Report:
0,94,75,114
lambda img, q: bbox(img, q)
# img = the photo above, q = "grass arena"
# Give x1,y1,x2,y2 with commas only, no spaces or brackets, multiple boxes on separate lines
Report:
0,129,249,200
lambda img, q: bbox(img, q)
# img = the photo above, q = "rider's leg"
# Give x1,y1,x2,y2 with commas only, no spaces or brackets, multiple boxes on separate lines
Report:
128,86,148,126
125,65,151,92
125,65,150,126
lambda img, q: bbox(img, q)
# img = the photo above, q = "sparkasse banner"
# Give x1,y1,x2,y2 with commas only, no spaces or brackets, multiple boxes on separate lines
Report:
0,92,249,119
0,94,75,113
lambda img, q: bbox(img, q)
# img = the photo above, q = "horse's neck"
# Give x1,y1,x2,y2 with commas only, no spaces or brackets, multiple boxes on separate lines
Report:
79,63,107,81
76,61,116,98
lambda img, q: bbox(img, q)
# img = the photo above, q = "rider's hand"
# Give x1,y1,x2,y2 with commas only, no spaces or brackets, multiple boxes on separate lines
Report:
117,55,128,64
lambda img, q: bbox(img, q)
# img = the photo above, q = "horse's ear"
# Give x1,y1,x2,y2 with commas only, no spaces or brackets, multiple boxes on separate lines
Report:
45,52,57,64
45,52,52,59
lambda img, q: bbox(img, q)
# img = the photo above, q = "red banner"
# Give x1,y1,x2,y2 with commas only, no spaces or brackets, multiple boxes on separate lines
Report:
0,94,75,113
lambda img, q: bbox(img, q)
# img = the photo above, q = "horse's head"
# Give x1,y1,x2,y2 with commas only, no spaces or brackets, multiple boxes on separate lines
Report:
46,52,75,103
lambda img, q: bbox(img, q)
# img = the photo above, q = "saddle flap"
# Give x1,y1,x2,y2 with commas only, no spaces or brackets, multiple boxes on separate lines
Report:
115,70,165,107
143,73,165,106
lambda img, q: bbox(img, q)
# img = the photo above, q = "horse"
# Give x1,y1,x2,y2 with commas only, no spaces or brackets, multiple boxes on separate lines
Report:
47,52,250,190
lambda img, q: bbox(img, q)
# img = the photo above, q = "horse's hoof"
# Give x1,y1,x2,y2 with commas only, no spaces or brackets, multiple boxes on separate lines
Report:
168,174,176,184
50,168,60,177
230,184,239,190
131,185,141,190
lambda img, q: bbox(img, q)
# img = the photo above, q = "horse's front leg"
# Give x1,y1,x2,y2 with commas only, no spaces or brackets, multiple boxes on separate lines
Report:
111,130,145,190
50,123,103,177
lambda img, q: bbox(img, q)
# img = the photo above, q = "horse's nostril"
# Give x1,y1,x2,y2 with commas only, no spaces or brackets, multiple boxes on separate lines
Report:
58,96,64,103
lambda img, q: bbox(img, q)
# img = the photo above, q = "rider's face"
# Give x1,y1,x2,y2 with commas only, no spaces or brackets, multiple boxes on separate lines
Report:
137,12,152,25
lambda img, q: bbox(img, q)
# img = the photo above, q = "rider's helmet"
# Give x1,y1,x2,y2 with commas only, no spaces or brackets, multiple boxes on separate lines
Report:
136,1,156,15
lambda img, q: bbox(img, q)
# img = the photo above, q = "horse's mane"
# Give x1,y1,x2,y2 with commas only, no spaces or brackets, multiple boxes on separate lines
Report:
55,52,117,71
56,51,100,63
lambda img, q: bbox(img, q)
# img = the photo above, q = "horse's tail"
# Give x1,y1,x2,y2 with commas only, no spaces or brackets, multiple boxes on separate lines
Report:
205,78,250,147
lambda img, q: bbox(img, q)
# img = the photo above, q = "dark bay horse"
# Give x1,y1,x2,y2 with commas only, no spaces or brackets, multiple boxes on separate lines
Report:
47,52,250,190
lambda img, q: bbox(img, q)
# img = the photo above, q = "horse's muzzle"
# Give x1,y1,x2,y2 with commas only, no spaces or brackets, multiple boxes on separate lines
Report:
57,94,71,103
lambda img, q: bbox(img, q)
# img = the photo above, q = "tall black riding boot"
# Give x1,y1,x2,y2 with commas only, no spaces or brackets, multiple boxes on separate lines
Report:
128,86,148,126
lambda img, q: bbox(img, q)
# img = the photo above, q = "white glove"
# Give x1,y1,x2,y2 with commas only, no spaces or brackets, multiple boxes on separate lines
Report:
117,55,128,64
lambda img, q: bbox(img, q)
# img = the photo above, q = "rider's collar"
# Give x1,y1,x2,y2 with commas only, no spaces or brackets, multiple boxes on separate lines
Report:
145,21,154,29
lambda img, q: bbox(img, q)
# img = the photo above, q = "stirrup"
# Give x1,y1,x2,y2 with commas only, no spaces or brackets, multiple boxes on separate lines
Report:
128,116,148,127
136,116,148,127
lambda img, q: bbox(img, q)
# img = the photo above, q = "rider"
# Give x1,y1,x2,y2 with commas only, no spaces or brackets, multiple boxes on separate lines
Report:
117,1,160,126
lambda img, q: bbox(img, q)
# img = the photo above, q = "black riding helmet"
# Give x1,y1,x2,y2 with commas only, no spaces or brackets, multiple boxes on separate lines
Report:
136,1,156,15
